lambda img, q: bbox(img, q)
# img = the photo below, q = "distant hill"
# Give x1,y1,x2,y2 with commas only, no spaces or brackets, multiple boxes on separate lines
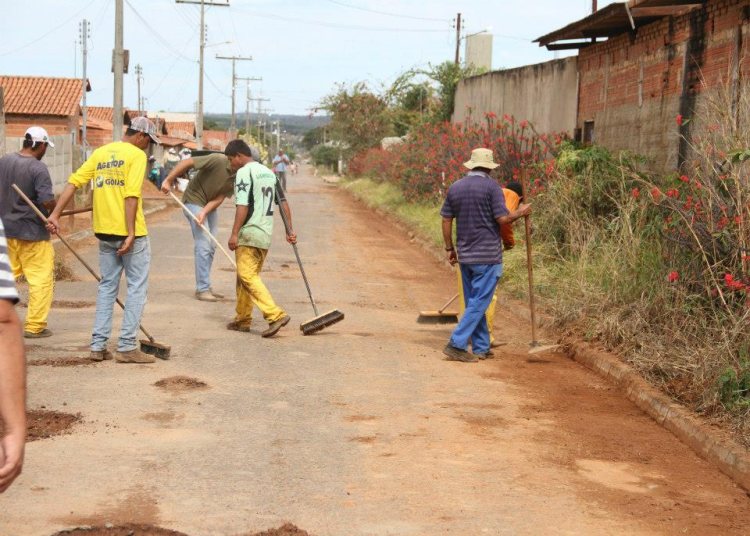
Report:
203,113,329,136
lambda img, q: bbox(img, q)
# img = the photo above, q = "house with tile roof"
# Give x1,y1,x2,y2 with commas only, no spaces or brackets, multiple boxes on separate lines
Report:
0,75,90,139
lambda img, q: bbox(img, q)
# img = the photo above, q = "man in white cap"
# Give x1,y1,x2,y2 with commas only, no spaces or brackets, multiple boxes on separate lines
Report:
440,147,531,363
0,126,57,338
47,117,160,364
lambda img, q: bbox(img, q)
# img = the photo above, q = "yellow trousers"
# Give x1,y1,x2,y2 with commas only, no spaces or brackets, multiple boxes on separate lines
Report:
235,246,285,325
7,238,54,333
457,268,498,344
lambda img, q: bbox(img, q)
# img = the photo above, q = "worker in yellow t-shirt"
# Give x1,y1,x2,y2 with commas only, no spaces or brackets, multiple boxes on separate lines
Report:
456,181,523,352
47,117,160,364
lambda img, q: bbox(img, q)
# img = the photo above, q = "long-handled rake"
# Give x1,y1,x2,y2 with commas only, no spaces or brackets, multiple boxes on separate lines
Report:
276,201,344,335
13,184,171,359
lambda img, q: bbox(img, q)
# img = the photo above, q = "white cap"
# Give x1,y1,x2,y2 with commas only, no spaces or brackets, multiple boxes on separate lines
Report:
25,126,55,148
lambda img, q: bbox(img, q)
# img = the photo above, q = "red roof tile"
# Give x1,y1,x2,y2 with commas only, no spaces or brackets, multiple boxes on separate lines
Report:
0,76,90,117
166,121,196,138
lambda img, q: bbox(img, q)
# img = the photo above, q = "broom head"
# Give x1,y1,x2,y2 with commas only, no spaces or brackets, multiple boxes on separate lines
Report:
417,310,459,324
300,309,345,335
140,339,171,359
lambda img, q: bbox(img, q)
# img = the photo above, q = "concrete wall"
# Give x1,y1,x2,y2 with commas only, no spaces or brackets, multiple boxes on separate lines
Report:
6,134,75,194
453,57,578,135
577,0,750,171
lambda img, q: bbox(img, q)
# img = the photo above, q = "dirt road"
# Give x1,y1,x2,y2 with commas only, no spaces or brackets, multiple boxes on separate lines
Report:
3,167,749,535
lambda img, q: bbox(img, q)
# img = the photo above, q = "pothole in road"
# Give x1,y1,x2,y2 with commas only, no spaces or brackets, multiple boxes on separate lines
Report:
50,524,188,536
29,357,97,367
26,409,82,441
242,524,312,536
153,376,208,393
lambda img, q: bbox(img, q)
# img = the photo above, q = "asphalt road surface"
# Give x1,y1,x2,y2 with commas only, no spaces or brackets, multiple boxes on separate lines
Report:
3,166,750,535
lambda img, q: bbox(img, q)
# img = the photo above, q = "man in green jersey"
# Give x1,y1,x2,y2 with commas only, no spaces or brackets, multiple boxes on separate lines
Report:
224,140,296,337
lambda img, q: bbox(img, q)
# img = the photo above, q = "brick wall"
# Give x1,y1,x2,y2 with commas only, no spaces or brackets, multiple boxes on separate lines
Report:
578,0,750,171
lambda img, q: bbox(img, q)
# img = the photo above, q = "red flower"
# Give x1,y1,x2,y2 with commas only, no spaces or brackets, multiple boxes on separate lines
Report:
667,271,679,283
650,187,662,202
679,175,689,182
519,120,529,129
631,187,640,199
676,114,683,126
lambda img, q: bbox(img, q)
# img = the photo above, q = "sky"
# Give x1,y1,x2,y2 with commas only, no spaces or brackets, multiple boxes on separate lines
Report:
0,0,620,116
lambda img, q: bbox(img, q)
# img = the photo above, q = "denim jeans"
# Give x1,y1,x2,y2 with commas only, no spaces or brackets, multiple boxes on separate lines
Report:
184,203,218,293
91,236,150,352
449,263,502,355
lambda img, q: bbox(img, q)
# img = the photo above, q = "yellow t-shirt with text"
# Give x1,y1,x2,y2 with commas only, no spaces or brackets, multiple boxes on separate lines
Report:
68,141,148,237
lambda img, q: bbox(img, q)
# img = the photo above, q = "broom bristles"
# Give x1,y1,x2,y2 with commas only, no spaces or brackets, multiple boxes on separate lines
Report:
300,309,344,335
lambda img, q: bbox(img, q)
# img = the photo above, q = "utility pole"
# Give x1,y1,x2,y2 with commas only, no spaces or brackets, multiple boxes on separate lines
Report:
454,13,462,65
236,76,262,137
135,64,143,115
216,55,253,138
176,0,230,150
592,0,598,13
80,19,90,156
113,0,124,141
273,120,280,153
251,96,270,140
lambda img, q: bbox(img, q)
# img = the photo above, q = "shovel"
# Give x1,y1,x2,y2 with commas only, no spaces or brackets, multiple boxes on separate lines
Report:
12,184,171,359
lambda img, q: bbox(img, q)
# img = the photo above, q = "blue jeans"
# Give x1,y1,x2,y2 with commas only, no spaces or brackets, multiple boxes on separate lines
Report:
91,236,151,352
449,263,502,355
184,203,218,293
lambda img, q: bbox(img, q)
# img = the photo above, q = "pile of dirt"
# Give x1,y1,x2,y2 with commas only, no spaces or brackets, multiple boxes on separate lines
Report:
242,525,312,536
27,409,81,441
153,376,208,392
54,258,78,282
50,524,188,536
29,357,97,367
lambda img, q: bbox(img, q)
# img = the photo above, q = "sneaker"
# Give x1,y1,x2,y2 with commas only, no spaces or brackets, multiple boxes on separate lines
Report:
443,344,478,363
115,349,156,364
476,350,495,360
490,340,508,348
209,288,224,299
262,315,290,338
226,320,252,332
196,290,218,302
24,328,53,339
90,349,113,362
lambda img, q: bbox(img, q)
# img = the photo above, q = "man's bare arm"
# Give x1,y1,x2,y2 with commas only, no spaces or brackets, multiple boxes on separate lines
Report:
229,205,249,251
160,158,194,193
0,299,26,493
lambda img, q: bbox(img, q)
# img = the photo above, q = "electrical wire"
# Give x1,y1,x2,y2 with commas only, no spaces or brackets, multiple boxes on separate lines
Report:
125,0,195,62
0,0,98,57
324,0,448,22
230,6,449,33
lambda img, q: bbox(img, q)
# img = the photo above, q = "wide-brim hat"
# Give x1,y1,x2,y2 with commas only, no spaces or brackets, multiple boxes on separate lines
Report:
464,147,499,170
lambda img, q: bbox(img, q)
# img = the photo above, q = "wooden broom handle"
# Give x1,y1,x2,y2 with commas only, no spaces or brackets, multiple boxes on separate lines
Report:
520,170,538,345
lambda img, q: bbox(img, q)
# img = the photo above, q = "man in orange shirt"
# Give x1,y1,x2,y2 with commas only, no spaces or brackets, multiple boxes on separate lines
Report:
456,181,523,354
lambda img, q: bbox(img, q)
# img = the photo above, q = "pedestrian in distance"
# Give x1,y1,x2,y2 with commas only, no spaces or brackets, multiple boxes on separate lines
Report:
224,140,297,337
441,148,531,362
272,149,291,191
161,151,235,302
47,117,161,364
455,180,525,350
0,216,26,493
0,127,57,338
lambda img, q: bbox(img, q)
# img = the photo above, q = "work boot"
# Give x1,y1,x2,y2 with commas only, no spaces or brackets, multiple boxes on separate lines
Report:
443,344,477,363
209,288,224,299
24,328,53,339
115,349,156,364
195,290,218,302
476,350,495,360
262,315,290,338
90,349,113,362
226,320,252,332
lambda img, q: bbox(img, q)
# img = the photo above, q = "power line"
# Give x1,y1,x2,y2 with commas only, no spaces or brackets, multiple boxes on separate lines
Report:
324,0,448,22
0,0,98,57
125,0,195,62
230,7,449,33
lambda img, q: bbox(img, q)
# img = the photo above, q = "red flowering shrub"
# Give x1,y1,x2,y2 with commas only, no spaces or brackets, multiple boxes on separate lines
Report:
347,115,565,201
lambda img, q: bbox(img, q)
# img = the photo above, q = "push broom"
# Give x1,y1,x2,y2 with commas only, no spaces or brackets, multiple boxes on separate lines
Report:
13,184,171,359
417,293,459,324
276,200,344,335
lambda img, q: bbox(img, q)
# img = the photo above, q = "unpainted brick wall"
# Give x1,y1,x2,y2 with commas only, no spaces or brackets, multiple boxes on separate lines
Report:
578,0,750,171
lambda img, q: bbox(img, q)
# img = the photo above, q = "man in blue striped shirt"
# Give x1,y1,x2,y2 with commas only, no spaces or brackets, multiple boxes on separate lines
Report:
0,217,26,492
440,148,531,362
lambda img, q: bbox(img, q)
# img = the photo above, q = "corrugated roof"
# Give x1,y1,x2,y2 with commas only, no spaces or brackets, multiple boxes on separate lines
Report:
0,76,91,117
535,1,703,48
